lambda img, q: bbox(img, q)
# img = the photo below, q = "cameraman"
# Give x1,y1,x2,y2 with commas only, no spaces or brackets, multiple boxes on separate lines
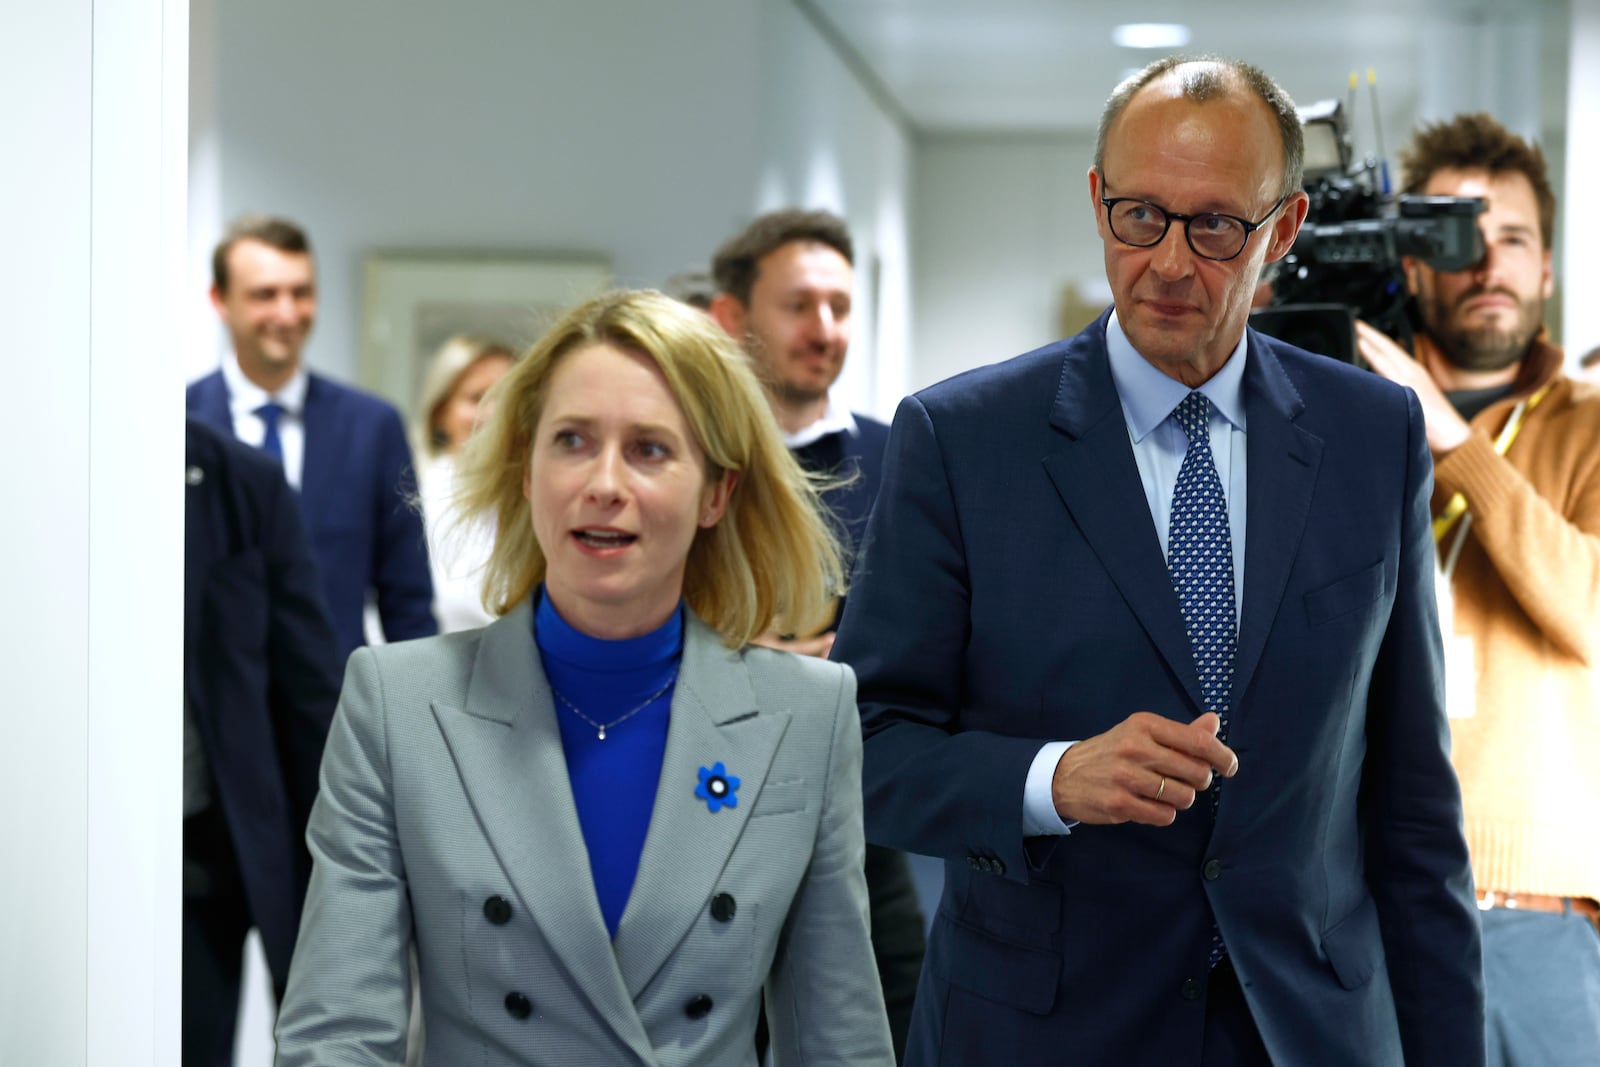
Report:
1356,112,1600,1063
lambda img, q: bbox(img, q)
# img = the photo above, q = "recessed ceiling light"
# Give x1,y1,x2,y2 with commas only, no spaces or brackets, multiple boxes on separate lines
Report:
1112,23,1192,49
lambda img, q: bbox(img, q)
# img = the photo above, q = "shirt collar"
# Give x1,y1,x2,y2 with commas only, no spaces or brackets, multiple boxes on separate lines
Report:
1105,310,1248,443
222,351,309,418
782,391,859,449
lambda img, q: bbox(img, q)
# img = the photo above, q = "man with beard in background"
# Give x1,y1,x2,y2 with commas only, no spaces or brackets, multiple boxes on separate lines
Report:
1356,112,1600,1064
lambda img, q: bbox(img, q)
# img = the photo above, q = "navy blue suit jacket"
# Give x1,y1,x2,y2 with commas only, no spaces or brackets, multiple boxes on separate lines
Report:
793,414,891,626
185,420,344,985
188,369,436,658
834,314,1484,1066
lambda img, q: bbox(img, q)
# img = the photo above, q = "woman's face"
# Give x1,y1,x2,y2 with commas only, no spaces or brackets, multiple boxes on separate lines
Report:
524,342,734,639
434,352,513,453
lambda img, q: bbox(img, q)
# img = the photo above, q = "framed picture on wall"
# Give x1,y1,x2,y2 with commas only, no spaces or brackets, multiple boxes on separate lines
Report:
359,253,612,421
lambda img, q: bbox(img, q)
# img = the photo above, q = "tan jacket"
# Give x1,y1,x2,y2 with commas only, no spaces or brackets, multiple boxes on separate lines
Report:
1431,336,1600,899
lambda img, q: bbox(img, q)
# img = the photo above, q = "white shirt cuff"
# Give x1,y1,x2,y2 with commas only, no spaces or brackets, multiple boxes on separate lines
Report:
1023,740,1078,836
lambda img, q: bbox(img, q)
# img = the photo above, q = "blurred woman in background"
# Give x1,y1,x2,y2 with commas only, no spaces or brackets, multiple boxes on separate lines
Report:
413,334,516,632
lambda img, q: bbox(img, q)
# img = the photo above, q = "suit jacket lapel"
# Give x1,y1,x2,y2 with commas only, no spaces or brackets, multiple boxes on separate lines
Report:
429,601,655,1062
1232,332,1322,724
1041,321,1205,708
612,615,789,1000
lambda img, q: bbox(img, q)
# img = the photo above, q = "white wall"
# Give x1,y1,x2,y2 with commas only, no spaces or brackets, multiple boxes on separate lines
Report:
192,0,764,386
0,0,186,1064
755,1,914,419
912,132,1102,391
195,0,912,420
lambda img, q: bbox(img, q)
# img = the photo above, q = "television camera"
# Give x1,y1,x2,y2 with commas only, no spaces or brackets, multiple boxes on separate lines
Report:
1252,98,1486,363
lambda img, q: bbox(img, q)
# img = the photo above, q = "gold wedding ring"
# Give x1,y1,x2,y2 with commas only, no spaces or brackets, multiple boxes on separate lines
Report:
1155,776,1166,801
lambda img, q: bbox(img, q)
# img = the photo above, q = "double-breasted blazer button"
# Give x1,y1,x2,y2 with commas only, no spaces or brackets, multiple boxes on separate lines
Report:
710,892,737,922
684,993,714,1020
483,895,513,925
504,991,533,1020
1202,859,1222,881
1180,978,1203,1001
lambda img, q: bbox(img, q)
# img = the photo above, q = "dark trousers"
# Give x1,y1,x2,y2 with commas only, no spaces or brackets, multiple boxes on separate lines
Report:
1202,958,1273,1067
183,806,279,1067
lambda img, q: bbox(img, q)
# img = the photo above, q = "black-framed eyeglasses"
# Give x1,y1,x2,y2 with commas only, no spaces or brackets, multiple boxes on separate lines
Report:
1100,194,1289,262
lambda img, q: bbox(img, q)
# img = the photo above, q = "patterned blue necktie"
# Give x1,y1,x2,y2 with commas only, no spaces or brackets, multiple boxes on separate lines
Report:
1168,392,1237,729
256,401,285,464
1167,391,1237,969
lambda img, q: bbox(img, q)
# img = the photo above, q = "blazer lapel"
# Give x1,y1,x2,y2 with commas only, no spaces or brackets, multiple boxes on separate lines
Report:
1041,321,1205,708
1232,333,1323,724
612,615,789,1000
429,602,654,1062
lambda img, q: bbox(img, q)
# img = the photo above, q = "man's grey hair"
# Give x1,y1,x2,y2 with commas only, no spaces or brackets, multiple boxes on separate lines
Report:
1093,55,1304,198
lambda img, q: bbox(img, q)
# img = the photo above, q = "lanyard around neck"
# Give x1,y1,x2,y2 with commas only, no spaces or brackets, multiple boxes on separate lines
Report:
1432,380,1554,546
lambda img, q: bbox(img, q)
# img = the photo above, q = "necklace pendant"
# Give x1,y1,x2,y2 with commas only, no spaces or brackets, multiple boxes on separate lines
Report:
597,726,606,741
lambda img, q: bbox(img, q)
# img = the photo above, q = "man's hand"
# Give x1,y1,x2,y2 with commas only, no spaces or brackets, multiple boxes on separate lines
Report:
751,630,837,659
1052,711,1238,826
1355,320,1472,455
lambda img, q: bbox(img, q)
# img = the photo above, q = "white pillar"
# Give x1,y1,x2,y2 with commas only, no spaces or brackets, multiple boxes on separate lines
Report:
188,0,227,381
0,0,187,1063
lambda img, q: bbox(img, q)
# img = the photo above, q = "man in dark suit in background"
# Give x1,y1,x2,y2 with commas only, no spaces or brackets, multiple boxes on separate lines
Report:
836,57,1484,1065
187,215,436,658
709,209,892,657
709,209,925,1060
184,419,344,1066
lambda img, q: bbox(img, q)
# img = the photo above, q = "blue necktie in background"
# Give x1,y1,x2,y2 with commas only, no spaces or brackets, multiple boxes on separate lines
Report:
1167,390,1237,968
255,401,284,464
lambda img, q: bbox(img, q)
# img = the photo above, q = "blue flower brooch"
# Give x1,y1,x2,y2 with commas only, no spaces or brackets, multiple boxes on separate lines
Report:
695,762,741,813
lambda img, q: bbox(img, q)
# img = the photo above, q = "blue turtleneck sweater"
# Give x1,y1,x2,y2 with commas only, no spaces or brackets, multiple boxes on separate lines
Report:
534,589,681,937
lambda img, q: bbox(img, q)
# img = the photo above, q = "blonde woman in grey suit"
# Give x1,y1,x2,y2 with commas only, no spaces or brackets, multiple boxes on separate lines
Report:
275,290,894,1066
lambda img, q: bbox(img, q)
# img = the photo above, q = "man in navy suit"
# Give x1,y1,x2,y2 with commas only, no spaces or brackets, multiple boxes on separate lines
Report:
188,215,436,658
184,419,343,1066
835,57,1484,1065
709,208,925,1061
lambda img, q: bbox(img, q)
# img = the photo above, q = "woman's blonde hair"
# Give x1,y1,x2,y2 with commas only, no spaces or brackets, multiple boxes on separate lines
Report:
413,333,516,460
451,289,844,647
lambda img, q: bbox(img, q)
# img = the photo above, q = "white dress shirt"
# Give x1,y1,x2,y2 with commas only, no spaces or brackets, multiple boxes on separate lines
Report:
222,354,309,490
781,392,859,449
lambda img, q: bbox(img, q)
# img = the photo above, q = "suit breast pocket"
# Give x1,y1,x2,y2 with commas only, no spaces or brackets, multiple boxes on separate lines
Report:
1303,560,1387,628
749,777,808,818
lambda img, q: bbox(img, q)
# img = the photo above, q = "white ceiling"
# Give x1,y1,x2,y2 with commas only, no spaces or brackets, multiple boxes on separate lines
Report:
802,0,1571,136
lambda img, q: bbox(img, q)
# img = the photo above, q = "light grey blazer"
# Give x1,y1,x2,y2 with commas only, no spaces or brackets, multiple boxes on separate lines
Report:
274,600,893,1067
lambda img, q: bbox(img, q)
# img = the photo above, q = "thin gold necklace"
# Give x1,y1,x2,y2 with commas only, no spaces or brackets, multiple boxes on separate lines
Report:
550,677,675,740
